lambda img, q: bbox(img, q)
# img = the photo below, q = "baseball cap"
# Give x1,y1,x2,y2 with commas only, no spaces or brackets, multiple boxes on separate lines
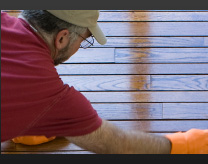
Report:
46,10,107,45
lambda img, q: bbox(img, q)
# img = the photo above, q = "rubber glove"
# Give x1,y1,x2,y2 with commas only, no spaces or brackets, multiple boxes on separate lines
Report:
166,129,208,154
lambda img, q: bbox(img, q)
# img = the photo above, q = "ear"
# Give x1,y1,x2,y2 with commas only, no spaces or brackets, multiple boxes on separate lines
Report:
54,29,70,50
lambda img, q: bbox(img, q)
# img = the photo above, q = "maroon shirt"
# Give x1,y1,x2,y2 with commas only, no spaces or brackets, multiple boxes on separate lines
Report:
1,12,102,142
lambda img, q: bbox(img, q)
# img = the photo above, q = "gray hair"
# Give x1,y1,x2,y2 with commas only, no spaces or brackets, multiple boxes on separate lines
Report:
20,10,87,45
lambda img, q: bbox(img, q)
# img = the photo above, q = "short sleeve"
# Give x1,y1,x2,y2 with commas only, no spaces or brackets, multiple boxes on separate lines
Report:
23,85,102,137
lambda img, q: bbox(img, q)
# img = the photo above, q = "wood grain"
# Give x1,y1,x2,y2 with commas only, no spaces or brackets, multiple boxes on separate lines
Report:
111,120,208,132
163,103,208,119
98,22,208,36
5,11,208,22
204,37,208,46
98,11,208,21
82,91,208,103
115,48,208,63
64,48,208,64
60,75,150,91
56,64,208,75
150,75,208,90
64,48,115,63
92,103,163,120
93,103,208,120
93,37,208,47
60,75,208,91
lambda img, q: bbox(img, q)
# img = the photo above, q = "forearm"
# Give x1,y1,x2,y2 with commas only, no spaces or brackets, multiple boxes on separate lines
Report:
66,119,171,154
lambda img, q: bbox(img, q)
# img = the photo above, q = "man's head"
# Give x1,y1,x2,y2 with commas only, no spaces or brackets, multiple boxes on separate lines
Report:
21,10,106,66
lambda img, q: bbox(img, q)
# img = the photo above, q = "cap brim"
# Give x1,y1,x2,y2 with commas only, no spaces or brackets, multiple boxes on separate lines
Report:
88,24,107,45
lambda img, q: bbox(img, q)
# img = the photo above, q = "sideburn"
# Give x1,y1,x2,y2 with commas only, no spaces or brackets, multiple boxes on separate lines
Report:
53,41,71,66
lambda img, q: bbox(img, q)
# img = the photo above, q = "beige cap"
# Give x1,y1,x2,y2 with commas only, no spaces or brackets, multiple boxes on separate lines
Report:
47,10,107,45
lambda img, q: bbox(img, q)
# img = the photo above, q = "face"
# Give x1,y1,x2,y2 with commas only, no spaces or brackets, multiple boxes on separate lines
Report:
53,30,92,66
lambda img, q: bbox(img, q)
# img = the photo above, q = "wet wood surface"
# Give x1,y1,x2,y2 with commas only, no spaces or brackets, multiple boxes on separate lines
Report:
1,10,208,154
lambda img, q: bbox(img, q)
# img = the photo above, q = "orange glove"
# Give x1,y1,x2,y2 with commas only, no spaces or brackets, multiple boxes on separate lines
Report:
166,129,208,154
12,136,56,145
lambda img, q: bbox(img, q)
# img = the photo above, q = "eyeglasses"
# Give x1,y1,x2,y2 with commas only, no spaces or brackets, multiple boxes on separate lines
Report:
78,34,94,49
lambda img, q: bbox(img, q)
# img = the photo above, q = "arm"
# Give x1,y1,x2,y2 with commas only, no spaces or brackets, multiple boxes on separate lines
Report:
66,119,171,154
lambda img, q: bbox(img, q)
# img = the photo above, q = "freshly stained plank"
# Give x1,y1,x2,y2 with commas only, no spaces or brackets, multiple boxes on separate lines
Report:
64,48,115,63
82,91,208,103
60,75,150,91
150,75,208,90
93,37,208,48
115,48,208,63
56,64,208,75
163,103,208,119
60,75,208,91
99,11,208,22
111,120,208,132
98,22,208,36
92,103,163,120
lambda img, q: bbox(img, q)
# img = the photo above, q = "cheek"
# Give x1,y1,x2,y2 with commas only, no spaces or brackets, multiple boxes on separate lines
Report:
70,41,81,55
66,44,80,59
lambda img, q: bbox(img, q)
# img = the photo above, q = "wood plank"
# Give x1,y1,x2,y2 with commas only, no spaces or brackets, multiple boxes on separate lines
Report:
111,120,208,132
4,10,208,22
92,103,163,120
99,11,208,22
64,48,115,63
205,37,208,46
65,48,208,64
150,75,208,90
98,22,208,36
94,103,208,120
13,137,84,152
60,75,208,91
60,75,150,91
56,64,208,75
1,140,16,151
82,91,208,103
93,37,207,47
115,48,208,63
163,103,208,119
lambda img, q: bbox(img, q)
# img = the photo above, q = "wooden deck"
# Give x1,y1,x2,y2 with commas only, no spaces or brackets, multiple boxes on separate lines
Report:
1,10,208,154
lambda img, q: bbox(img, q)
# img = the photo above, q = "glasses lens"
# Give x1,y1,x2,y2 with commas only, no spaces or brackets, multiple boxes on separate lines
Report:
81,36,94,49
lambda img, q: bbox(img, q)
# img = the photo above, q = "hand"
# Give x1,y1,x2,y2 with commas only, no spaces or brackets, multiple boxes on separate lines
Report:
166,129,208,154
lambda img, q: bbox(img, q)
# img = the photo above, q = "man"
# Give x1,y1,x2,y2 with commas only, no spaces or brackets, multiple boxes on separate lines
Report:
1,10,208,154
